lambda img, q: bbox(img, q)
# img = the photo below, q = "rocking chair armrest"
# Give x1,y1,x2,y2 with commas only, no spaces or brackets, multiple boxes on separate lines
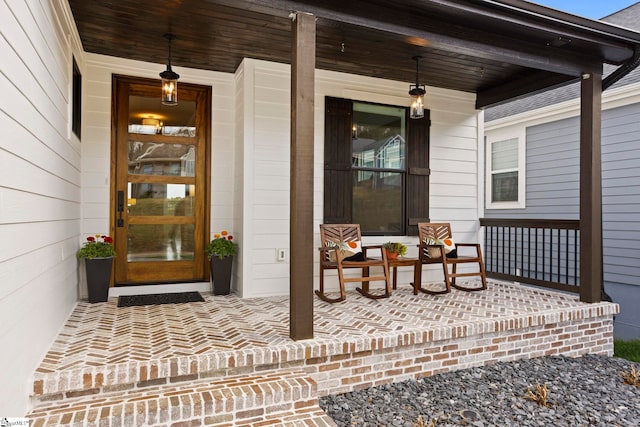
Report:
362,244,383,250
453,242,482,255
361,244,384,257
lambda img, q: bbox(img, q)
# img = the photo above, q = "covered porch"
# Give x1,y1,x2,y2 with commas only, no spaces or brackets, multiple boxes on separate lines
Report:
5,0,640,418
28,280,617,425
65,0,640,340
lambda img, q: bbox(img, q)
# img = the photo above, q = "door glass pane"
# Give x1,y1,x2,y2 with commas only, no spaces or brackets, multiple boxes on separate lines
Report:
353,171,403,234
128,95,196,137
128,184,195,216
128,141,196,176
127,224,194,261
127,184,195,261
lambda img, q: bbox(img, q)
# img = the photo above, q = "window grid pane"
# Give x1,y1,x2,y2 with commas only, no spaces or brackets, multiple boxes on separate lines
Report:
492,171,518,202
492,138,518,171
352,102,406,234
353,171,403,234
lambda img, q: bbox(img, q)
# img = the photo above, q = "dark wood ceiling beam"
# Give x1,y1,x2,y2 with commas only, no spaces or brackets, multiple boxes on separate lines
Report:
204,0,603,75
476,71,578,108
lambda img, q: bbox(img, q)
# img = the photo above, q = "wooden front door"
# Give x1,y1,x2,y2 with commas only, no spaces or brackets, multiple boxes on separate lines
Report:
111,75,211,285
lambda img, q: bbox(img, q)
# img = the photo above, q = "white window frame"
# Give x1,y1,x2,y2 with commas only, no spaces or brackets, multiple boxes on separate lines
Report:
485,128,526,209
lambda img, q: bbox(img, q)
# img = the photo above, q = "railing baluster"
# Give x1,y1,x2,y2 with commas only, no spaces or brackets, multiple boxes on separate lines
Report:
527,227,531,280
565,229,569,284
544,229,547,281
520,226,524,278
556,229,561,283
573,231,580,285
501,226,505,274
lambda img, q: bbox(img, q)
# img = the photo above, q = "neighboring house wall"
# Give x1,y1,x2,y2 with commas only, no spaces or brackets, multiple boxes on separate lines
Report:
0,0,82,415
485,89,640,339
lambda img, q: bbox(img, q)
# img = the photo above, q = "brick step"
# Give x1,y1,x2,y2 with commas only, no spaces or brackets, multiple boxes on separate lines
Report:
32,347,308,398
27,370,335,426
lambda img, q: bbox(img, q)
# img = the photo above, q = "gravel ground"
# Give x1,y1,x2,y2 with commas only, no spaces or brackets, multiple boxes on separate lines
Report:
320,355,640,427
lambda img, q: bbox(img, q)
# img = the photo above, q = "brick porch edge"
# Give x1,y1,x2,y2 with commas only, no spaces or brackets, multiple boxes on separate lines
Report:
32,302,618,400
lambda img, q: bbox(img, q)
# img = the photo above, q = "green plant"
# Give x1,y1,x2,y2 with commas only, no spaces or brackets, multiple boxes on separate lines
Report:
77,235,116,259
206,230,238,259
615,339,640,363
382,241,407,256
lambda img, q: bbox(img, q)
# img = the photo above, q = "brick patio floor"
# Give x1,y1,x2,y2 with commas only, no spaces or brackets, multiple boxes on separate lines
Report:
27,280,618,426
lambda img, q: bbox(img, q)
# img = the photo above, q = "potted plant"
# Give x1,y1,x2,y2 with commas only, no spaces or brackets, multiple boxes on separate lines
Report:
382,241,407,260
206,230,238,295
77,235,116,303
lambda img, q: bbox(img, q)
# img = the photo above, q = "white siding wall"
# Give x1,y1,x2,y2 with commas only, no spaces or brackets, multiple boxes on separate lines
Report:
0,0,82,415
237,59,481,297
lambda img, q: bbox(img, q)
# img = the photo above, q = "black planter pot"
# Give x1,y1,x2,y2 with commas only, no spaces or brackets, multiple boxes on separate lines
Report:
210,256,233,295
85,257,113,303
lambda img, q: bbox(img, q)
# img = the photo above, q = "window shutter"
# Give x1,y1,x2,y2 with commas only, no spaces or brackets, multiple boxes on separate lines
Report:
323,97,353,223
406,110,430,236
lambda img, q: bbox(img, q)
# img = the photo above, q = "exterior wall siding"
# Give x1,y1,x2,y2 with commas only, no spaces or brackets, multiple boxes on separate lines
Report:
237,60,482,297
0,0,82,415
485,102,640,338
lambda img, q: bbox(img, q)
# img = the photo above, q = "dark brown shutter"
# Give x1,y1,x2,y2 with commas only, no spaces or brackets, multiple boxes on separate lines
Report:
406,110,430,236
323,97,353,223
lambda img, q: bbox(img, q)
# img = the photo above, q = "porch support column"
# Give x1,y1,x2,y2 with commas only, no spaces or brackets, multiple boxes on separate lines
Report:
290,11,315,340
579,71,603,303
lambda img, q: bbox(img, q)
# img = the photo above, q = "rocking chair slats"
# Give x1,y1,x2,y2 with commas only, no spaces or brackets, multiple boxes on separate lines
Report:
317,224,391,303
415,222,487,294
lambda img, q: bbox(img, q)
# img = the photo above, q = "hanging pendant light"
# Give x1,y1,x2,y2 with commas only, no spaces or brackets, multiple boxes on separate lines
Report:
160,33,180,106
408,56,426,119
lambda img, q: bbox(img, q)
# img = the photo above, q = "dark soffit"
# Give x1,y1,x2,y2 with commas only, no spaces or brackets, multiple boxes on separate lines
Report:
68,0,640,108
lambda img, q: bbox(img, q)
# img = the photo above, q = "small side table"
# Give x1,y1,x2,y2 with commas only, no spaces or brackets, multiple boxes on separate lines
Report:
387,257,421,294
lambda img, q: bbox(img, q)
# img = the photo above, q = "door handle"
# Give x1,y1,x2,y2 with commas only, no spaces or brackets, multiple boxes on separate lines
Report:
117,191,125,212
117,191,125,227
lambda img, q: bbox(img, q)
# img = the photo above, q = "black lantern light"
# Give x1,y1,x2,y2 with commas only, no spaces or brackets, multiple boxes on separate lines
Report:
160,33,179,106
408,56,426,119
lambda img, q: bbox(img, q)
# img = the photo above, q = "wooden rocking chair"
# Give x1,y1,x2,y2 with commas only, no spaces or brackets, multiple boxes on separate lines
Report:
316,224,392,303
415,222,487,295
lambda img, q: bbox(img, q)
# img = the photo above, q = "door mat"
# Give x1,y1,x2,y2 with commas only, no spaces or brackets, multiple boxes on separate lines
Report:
118,291,204,307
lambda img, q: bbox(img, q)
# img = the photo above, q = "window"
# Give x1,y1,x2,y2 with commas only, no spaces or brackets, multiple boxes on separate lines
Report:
486,135,525,209
72,57,82,139
323,97,430,236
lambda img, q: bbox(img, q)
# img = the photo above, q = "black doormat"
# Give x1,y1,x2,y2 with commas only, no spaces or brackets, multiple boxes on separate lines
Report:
118,291,204,307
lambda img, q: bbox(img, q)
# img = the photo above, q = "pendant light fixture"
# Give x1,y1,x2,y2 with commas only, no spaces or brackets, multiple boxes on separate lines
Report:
408,56,426,119
160,33,179,106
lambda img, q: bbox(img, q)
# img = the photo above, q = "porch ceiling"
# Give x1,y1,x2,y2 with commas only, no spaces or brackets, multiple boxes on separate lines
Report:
68,0,640,108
